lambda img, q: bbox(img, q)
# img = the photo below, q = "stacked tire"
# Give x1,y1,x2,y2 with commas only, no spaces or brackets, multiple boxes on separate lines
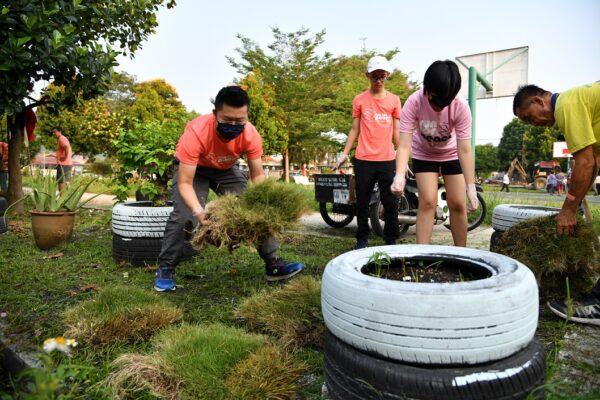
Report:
490,204,561,251
0,196,7,234
321,245,545,400
111,201,172,266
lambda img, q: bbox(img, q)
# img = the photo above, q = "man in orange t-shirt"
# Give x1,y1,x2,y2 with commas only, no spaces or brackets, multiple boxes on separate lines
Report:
155,86,304,292
336,56,401,249
51,126,73,192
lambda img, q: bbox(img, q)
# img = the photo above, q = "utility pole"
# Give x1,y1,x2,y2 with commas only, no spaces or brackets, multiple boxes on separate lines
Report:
359,37,367,53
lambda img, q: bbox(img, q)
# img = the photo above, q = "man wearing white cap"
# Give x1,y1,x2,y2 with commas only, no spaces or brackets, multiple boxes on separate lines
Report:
336,56,401,249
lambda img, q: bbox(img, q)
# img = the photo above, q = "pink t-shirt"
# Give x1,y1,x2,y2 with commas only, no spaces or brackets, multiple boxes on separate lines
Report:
175,114,263,170
56,134,72,166
352,90,401,161
399,89,472,162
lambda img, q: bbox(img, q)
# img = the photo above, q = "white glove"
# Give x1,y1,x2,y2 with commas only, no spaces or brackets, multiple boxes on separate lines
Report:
334,153,348,169
391,174,406,195
467,183,479,212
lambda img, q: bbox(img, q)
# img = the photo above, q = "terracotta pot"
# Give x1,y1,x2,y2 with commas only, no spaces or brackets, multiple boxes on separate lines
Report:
30,210,76,250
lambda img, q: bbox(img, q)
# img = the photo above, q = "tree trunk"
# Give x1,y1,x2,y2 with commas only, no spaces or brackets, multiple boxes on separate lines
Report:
284,147,290,183
7,113,25,213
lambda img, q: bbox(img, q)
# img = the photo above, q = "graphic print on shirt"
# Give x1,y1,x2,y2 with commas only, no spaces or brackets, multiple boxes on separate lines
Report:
419,120,452,145
203,153,239,167
362,108,392,124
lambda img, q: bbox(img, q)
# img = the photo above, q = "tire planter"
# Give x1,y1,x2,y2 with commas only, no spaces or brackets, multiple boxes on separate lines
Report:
322,245,539,365
324,331,545,400
112,234,162,266
111,201,173,238
492,204,560,232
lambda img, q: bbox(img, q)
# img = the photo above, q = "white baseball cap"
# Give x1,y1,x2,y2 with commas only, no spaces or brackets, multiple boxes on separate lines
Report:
367,56,392,73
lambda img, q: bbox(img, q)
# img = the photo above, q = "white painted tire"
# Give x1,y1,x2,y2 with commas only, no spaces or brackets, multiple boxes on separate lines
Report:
321,245,539,365
492,204,560,232
111,201,173,238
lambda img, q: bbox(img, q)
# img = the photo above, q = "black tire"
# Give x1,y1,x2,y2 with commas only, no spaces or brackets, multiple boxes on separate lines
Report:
0,196,7,215
369,196,411,238
324,331,545,400
490,230,504,252
112,234,162,266
319,202,354,228
0,197,7,234
443,192,486,232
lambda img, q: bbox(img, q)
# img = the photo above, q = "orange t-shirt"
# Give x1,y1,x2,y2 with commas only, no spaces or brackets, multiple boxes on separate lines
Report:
353,90,401,161
56,134,72,166
175,114,263,169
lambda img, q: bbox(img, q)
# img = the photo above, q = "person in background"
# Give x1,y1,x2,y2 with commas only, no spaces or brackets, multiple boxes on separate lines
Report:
51,126,73,192
594,173,600,195
0,141,8,193
513,82,600,326
154,86,304,292
335,55,401,249
556,169,566,195
546,170,557,195
500,168,510,192
391,60,478,247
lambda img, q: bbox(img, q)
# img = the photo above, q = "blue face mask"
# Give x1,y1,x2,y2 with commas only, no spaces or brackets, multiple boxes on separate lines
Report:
217,122,245,141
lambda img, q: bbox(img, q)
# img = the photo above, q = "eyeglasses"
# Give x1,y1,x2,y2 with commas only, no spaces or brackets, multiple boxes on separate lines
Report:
369,73,388,82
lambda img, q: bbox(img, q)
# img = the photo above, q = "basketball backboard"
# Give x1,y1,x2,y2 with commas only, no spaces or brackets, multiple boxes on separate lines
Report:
456,46,529,99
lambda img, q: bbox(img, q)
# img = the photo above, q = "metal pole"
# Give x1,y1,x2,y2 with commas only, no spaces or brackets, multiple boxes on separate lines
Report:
469,67,477,164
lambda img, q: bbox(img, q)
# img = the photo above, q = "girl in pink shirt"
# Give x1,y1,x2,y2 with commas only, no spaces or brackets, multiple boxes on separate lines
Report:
391,60,478,246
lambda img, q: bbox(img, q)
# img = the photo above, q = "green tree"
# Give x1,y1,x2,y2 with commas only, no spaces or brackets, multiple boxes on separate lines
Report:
474,143,500,177
0,0,175,209
104,71,136,116
239,70,287,156
128,79,187,124
228,27,336,175
498,118,561,172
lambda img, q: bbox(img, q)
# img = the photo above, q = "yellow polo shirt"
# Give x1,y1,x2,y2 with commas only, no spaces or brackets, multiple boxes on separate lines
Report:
554,83,600,155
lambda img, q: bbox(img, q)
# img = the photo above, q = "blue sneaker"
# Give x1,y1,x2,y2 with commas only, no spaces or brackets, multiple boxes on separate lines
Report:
353,239,368,250
154,265,176,292
265,257,304,282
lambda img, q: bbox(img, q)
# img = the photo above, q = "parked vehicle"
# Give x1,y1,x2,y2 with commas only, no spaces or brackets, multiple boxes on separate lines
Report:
314,172,487,236
369,171,486,237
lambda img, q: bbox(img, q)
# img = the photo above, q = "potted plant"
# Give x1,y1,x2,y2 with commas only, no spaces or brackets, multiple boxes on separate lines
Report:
5,170,101,250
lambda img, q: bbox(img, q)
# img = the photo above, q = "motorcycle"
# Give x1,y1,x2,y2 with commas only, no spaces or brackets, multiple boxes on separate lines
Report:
314,171,486,237
369,170,486,237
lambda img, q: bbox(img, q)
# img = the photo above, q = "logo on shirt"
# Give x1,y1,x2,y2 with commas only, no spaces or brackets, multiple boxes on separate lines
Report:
419,120,452,144
363,109,391,123
204,153,238,165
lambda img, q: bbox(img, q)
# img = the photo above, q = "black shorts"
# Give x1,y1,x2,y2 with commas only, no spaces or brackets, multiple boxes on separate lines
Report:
412,158,462,175
56,165,72,182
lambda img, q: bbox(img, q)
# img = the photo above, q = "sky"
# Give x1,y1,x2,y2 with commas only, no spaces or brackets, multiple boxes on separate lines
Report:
116,0,600,146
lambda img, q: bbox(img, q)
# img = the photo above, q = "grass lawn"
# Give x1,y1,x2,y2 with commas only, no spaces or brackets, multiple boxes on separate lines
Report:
1,200,599,399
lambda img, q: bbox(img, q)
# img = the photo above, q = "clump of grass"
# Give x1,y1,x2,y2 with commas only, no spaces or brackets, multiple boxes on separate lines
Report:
63,286,183,345
104,323,305,399
494,215,600,298
226,344,309,400
102,353,183,400
235,276,324,349
192,179,311,250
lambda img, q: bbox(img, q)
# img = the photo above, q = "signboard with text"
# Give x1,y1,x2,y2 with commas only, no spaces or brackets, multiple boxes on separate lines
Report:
553,142,572,158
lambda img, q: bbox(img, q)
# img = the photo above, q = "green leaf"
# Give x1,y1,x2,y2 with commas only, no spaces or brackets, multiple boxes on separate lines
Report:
0,64,10,71
17,36,32,47
2,7,9,15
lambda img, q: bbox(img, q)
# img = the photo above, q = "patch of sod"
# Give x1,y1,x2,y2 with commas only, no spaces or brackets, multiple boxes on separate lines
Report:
104,323,304,400
235,276,324,349
193,179,312,249
494,215,600,298
63,286,183,345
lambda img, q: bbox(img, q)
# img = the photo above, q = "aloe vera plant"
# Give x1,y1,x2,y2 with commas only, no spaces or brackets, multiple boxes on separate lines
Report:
6,170,103,214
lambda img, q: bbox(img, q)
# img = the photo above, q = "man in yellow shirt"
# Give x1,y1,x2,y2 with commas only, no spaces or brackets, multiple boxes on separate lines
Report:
513,82,600,326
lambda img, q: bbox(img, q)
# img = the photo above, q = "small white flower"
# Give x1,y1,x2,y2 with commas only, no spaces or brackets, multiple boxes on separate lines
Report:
402,276,412,281
42,336,78,355
122,272,129,278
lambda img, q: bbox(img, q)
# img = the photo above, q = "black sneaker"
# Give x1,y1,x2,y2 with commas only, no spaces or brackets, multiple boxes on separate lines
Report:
265,257,304,282
547,293,600,326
